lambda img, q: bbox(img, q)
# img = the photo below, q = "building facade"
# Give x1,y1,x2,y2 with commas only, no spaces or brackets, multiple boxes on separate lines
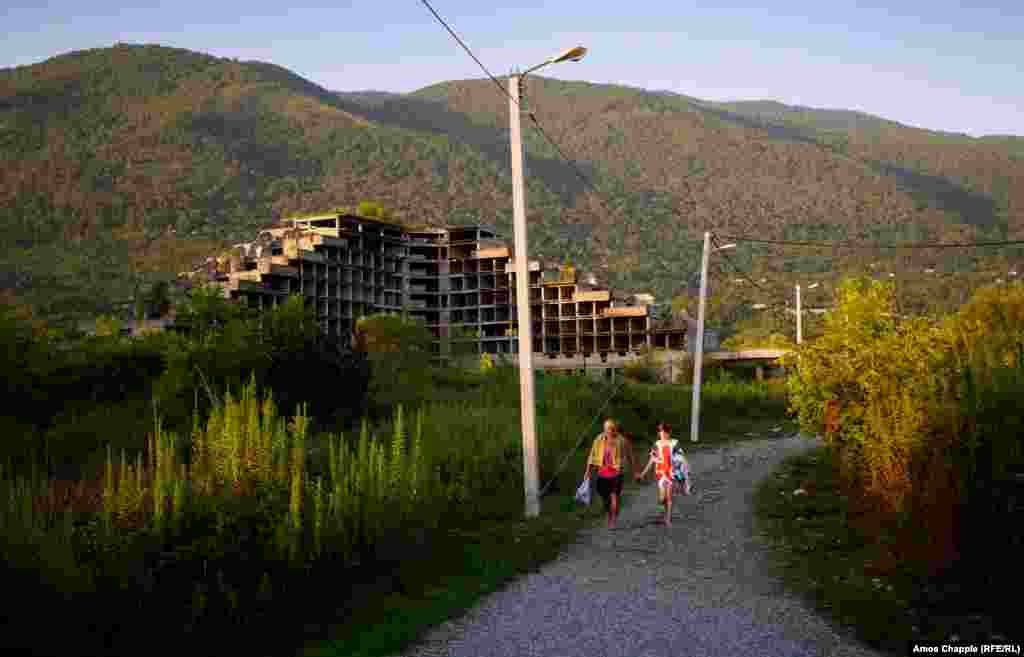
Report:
184,210,683,361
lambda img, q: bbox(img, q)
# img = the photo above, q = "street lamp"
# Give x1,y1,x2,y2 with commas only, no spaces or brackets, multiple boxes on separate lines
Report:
509,45,587,518
691,233,735,443
522,46,588,75
796,282,819,344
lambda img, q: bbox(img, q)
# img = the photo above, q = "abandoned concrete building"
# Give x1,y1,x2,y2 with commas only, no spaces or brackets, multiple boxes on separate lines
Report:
182,210,686,361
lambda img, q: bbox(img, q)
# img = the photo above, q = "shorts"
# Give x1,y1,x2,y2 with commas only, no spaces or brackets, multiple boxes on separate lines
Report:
596,474,624,506
657,476,674,501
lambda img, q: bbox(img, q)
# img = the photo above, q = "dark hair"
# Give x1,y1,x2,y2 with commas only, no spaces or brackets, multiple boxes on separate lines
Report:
656,422,672,434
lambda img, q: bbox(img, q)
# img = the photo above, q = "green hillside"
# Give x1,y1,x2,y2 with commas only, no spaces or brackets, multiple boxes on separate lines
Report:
1,43,1021,325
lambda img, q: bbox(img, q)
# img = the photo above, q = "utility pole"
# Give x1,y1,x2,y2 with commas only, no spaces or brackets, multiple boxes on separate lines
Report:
509,72,540,518
691,231,711,443
796,284,802,345
690,233,735,442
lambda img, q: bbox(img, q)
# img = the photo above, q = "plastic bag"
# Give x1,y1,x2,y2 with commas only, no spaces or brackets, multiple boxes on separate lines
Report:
575,478,592,506
671,447,690,481
672,447,692,495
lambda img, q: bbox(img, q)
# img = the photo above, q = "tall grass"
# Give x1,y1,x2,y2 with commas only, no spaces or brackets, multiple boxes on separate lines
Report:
0,366,786,656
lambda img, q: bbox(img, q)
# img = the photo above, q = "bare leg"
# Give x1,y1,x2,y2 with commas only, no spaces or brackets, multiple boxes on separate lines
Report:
609,493,619,528
665,489,673,526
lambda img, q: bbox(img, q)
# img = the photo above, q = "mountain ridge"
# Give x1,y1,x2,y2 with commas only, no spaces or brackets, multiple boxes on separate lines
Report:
1,43,1021,324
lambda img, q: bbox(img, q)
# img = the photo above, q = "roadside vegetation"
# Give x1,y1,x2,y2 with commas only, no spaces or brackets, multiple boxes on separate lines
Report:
756,277,1024,653
1,286,789,657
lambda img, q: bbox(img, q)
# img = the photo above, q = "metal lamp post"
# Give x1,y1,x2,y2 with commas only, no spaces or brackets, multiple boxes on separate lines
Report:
509,45,587,518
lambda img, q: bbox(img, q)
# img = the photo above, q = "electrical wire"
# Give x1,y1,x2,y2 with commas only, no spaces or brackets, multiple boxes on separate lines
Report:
415,4,656,495
538,376,628,497
417,0,510,102
418,0,1018,298
418,0,629,254
710,234,776,298
708,233,814,320
716,235,1024,250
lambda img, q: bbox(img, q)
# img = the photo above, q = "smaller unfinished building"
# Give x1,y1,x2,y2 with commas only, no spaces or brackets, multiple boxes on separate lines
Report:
182,210,686,361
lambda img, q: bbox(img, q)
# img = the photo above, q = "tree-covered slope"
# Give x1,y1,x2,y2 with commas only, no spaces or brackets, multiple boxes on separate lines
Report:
1,44,1021,324
0,45,568,319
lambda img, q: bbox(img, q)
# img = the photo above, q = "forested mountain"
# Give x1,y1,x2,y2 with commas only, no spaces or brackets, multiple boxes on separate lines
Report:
1,43,1021,325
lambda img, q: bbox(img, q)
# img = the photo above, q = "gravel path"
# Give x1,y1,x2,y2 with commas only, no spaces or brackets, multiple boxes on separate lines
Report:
396,434,884,657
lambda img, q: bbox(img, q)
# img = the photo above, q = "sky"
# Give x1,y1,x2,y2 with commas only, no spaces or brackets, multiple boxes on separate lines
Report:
3,0,1022,137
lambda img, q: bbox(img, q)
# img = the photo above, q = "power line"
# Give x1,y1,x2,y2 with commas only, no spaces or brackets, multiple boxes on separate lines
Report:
711,233,776,298
417,0,629,255
709,233,809,320
417,0,1016,297
717,235,1024,250
538,376,627,497
417,0,510,101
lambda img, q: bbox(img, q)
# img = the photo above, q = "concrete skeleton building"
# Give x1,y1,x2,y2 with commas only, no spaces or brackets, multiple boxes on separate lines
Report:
184,210,685,361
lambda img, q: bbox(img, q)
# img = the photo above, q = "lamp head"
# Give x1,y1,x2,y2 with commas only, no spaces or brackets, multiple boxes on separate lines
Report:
549,46,587,64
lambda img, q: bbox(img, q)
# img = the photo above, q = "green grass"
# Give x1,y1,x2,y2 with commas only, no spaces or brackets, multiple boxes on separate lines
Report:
754,448,911,655
754,447,1021,656
298,490,600,657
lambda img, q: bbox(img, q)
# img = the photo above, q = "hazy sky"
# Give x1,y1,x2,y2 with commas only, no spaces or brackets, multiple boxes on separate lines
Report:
4,0,1022,137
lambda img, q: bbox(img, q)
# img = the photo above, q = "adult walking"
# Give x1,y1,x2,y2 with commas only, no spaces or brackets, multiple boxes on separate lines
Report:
583,419,635,529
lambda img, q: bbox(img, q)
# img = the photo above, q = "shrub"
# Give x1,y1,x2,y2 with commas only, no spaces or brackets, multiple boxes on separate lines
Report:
623,346,660,383
786,277,1024,573
355,313,434,417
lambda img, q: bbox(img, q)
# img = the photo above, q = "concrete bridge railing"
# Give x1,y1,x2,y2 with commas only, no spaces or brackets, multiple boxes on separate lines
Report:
485,349,791,382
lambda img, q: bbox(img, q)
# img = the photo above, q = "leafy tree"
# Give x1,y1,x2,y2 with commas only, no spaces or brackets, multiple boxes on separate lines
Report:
174,284,255,341
354,313,433,415
951,281,1024,370
260,294,319,353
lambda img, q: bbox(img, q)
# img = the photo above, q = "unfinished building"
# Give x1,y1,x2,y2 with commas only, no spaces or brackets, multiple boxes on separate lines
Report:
183,210,682,361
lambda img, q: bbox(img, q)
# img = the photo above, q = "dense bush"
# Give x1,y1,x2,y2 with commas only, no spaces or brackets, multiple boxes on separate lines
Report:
0,290,370,473
622,346,661,383
354,313,434,418
786,277,1024,573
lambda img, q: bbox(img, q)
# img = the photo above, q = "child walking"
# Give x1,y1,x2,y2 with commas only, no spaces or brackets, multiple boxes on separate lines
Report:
636,422,679,526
